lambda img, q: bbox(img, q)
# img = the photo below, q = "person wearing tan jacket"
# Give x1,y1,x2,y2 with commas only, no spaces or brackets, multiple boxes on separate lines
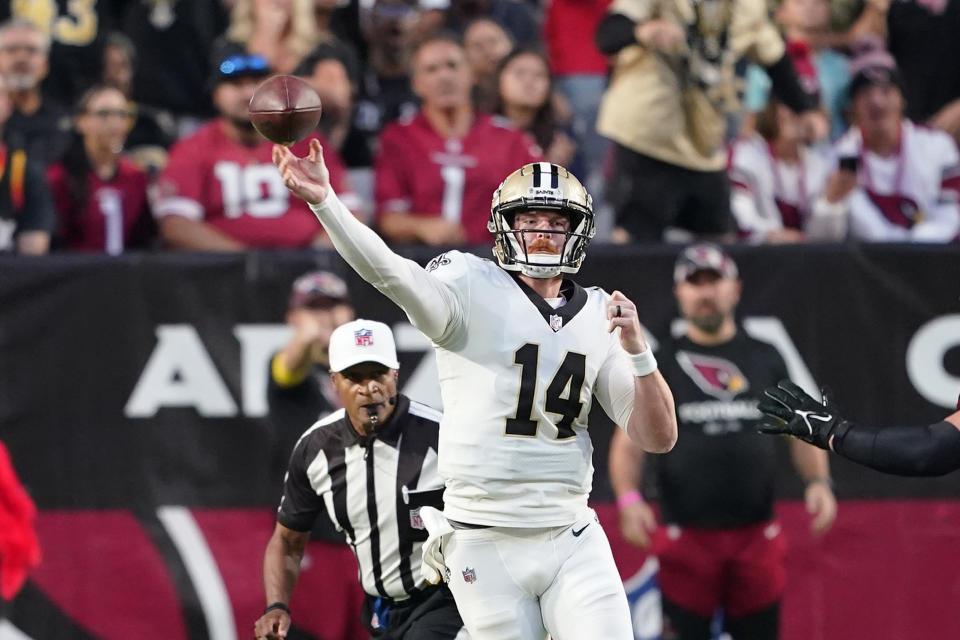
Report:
596,0,827,243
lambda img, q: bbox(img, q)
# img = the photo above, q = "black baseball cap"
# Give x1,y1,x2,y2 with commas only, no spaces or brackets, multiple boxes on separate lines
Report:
673,243,739,285
210,44,270,89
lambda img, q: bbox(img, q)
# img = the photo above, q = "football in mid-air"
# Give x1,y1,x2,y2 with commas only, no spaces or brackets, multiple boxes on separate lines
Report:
249,75,322,146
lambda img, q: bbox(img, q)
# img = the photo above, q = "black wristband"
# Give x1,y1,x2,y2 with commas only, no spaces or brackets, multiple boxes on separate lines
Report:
264,602,290,616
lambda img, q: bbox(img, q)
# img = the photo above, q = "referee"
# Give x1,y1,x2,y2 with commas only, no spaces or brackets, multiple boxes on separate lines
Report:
255,319,465,640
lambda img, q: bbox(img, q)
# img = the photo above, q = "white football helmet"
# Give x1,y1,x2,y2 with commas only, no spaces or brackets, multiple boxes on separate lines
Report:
487,162,595,278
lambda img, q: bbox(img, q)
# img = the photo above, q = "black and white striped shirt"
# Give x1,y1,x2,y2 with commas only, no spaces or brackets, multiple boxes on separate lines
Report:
277,395,444,600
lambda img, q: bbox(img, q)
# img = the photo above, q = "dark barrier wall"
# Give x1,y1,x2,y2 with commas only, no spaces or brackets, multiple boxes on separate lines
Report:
1,244,958,639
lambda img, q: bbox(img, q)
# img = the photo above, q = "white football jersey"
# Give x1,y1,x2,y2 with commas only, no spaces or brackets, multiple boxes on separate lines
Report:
728,135,832,241
830,120,960,241
425,251,635,528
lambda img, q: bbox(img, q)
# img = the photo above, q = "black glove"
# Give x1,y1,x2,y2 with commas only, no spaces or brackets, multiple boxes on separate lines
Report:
757,379,851,450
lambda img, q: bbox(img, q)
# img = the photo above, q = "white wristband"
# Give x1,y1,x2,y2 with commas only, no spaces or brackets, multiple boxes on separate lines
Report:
630,349,657,377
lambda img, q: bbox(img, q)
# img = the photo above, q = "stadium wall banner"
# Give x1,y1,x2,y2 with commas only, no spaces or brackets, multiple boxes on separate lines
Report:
1,244,958,639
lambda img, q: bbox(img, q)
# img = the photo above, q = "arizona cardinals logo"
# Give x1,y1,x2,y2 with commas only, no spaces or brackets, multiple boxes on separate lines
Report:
865,188,924,229
676,351,749,400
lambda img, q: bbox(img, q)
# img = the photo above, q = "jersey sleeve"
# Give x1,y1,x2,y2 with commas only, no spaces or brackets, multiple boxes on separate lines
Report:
422,251,471,346
276,439,328,532
374,124,412,219
591,290,638,429
153,138,205,220
309,190,464,342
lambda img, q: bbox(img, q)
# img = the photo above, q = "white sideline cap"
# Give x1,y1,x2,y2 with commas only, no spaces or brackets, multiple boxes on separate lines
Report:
328,319,400,372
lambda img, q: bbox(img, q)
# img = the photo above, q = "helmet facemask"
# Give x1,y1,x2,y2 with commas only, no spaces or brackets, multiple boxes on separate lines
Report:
488,163,595,279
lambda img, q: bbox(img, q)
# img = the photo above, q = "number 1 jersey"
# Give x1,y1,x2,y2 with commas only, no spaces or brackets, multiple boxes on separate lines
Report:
427,251,636,527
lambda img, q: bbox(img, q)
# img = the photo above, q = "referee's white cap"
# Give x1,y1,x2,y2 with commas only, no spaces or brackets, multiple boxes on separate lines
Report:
329,319,400,373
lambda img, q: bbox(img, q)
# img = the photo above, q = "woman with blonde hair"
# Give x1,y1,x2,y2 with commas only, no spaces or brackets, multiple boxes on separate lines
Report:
225,0,325,74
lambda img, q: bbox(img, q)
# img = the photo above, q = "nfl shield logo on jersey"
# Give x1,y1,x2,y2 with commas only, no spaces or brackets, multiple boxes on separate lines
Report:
550,314,563,332
354,329,374,346
462,567,477,584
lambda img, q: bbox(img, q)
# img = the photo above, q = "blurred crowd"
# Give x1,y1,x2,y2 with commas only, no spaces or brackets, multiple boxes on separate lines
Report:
0,0,958,255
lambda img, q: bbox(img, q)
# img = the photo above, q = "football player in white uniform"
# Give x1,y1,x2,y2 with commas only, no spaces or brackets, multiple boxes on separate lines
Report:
273,141,678,640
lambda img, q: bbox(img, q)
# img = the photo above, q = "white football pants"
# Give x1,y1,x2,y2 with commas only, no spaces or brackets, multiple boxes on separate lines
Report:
442,509,633,640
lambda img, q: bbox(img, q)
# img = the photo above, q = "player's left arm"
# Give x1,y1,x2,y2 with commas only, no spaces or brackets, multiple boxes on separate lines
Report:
596,291,677,452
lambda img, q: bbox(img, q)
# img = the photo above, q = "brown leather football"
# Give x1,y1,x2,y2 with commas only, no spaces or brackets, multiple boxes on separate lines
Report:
249,75,322,146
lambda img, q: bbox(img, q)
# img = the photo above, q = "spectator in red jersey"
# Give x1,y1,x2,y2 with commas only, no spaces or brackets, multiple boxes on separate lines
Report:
47,85,155,254
463,17,513,112
153,48,356,251
375,34,542,246
492,48,579,171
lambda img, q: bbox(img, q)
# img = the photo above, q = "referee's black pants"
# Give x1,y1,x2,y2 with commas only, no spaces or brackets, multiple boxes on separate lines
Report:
362,585,463,640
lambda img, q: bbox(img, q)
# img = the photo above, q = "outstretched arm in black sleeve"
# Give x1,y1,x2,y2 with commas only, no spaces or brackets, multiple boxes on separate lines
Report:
758,380,960,477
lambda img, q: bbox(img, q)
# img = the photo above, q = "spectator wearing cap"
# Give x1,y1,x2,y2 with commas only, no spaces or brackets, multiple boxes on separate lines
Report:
609,243,836,640
846,0,960,144
256,319,465,640
0,19,71,168
267,270,356,446
810,40,960,242
152,48,356,250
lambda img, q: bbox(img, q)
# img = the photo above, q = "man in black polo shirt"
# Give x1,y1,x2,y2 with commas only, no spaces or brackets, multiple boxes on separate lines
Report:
609,243,837,640
255,319,464,640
